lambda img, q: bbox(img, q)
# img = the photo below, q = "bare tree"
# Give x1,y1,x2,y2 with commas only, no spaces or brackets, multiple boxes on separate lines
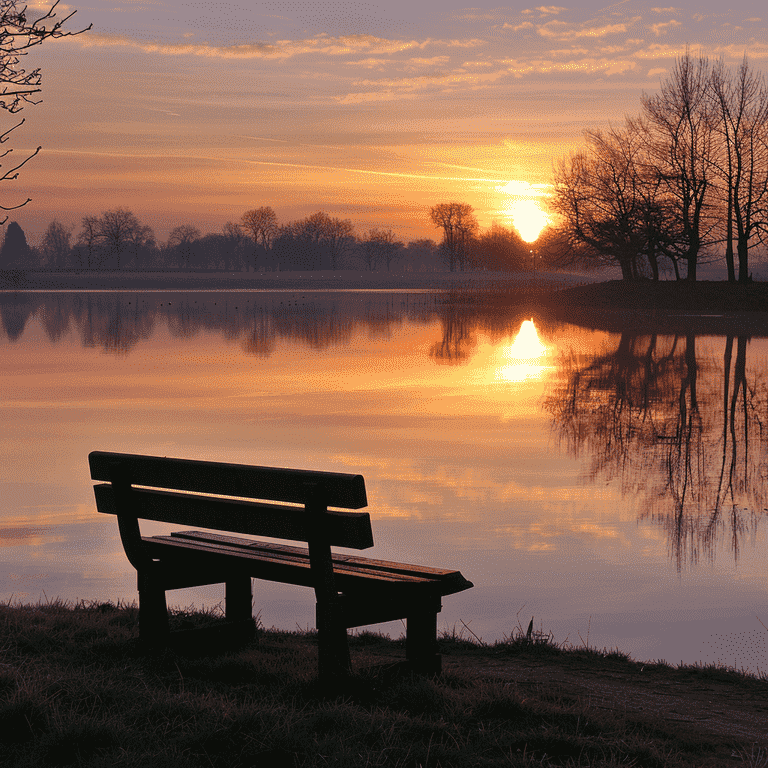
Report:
275,211,355,271
41,218,72,269
430,202,478,272
241,207,278,249
222,221,246,271
305,211,354,270
552,126,656,280
240,206,278,270
77,208,154,270
359,228,402,272
708,57,768,283
642,51,716,281
0,1,90,223
167,224,201,270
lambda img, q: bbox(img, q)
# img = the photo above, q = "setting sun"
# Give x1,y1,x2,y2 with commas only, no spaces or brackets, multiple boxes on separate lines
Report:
509,200,549,243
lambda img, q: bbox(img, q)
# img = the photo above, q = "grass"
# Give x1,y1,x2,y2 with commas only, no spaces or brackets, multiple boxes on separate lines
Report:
1,597,765,767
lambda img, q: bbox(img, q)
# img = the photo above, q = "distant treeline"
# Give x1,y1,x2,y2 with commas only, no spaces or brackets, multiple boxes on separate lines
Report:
0,206,562,274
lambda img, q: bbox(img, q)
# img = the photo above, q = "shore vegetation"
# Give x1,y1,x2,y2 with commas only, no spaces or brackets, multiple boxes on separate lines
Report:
1,598,766,767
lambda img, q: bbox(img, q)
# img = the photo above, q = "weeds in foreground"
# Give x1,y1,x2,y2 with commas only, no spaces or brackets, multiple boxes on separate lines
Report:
0,597,765,767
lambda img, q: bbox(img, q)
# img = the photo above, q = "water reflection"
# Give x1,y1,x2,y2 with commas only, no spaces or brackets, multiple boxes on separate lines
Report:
546,331,768,570
3,291,767,577
497,319,551,382
0,292,542,358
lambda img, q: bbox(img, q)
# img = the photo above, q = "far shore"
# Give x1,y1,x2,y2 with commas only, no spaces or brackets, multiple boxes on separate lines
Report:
0,267,592,292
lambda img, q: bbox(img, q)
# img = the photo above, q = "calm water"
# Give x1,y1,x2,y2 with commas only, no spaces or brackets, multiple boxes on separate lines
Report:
2,291,768,672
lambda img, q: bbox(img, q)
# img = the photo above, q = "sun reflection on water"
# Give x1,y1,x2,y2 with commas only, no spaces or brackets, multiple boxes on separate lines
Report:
496,319,551,382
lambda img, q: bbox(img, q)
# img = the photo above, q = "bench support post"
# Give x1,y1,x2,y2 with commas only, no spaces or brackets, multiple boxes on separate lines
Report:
316,602,352,680
406,606,441,675
138,571,170,643
225,576,253,623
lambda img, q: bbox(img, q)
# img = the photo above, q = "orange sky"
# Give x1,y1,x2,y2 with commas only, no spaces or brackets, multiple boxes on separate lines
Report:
8,1,768,245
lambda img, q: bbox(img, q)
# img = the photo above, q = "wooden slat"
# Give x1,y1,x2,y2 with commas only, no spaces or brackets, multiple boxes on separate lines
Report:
141,536,442,593
93,484,374,549
89,451,367,509
171,531,474,594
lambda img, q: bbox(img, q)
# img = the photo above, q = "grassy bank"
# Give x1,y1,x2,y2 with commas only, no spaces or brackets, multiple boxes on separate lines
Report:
1,599,766,767
553,279,768,313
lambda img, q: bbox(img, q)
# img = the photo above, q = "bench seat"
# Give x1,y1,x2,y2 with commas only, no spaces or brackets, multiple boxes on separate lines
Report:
143,531,473,600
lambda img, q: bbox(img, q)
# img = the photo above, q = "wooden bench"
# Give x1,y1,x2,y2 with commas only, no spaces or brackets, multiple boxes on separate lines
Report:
89,451,473,678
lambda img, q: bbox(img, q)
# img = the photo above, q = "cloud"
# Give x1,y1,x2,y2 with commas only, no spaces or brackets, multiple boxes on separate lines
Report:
75,32,480,60
352,69,509,91
522,6,566,15
406,56,451,67
647,67,667,77
345,57,391,68
548,47,591,57
333,91,417,104
651,6,680,12
503,56,637,77
504,21,534,31
538,21,631,40
649,20,681,36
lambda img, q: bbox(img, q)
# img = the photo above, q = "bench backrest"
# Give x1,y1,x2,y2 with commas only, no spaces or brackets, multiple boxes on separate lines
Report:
89,451,374,558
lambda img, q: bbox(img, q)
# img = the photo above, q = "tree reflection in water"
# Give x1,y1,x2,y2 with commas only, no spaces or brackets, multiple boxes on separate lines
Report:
546,330,768,570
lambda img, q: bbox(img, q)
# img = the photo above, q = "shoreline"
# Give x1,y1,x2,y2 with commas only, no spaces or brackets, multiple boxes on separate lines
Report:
0,268,586,293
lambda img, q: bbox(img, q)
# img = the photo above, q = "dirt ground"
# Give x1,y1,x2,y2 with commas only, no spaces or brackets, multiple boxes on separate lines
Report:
445,651,768,761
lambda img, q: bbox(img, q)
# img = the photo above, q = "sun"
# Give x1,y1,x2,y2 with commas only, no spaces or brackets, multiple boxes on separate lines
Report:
509,199,549,243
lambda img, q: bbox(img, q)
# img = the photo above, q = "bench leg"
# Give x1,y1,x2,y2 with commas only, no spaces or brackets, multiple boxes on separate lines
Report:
225,576,253,623
406,609,441,675
316,602,352,681
138,573,169,644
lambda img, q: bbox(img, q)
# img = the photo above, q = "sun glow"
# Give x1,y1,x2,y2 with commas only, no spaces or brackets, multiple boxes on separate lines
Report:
496,319,550,382
510,199,549,243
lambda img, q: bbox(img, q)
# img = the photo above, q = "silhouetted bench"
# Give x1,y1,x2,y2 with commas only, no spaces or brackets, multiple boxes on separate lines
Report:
89,451,473,678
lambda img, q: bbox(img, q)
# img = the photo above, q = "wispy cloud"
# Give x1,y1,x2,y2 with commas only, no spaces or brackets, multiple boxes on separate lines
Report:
537,21,632,40
649,20,681,36
333,91,417,104
76,32,482,59
522,6,567,16
504,21,534,32
503,56,637,76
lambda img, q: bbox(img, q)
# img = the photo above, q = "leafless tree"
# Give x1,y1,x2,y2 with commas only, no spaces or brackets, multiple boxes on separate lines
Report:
429,202,478,272
0,1,90,223
241,206,278,251
76,208,154,270
552,126,657,280
41,218,72,268
276,211,355,271
358,228,402,272
708,57,768,282
642,51,716,281
167,224,201,270
306,211,354,270
75,215,98,268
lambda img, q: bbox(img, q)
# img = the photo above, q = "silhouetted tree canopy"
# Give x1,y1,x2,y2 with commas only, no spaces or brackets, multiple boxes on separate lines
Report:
553,51,768,282
0,219,29,267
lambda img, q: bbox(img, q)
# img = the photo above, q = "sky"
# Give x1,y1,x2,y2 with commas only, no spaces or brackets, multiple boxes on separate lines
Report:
8,0,768,245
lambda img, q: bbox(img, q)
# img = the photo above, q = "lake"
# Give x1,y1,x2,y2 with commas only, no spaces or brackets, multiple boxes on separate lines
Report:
2,289,768,673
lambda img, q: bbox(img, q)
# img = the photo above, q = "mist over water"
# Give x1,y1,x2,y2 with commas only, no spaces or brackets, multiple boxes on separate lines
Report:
2,291,768,672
